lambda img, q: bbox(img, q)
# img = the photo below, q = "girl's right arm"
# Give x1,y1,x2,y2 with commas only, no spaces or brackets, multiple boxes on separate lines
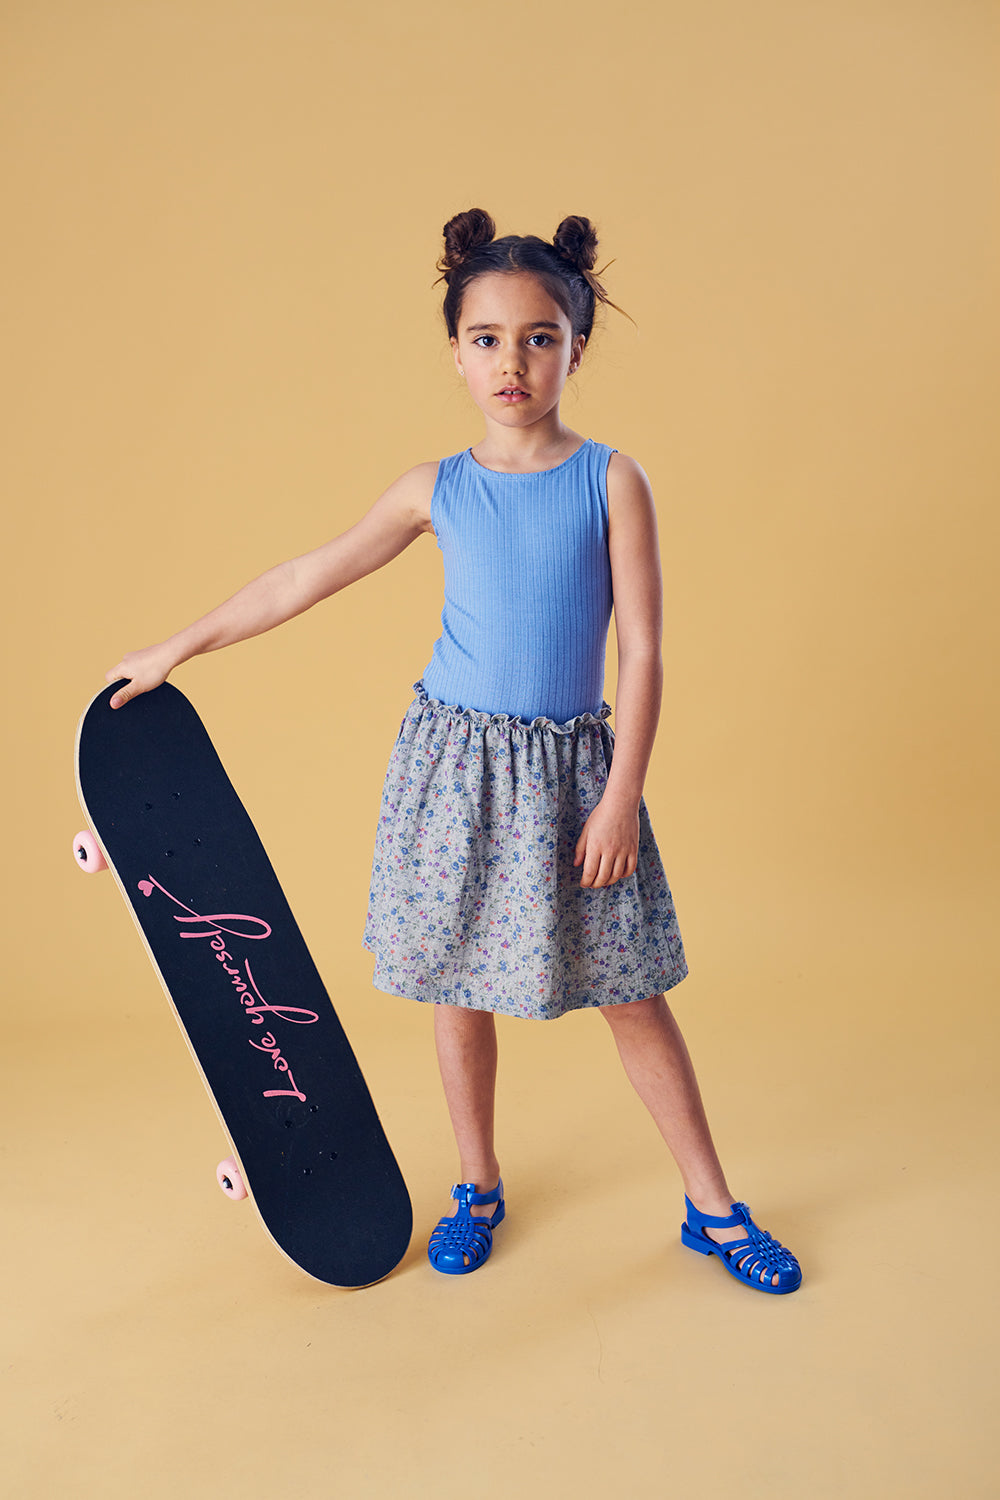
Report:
106,462,437,708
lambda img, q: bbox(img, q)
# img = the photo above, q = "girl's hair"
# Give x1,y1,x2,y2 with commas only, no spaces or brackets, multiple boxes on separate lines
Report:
435,209,632,345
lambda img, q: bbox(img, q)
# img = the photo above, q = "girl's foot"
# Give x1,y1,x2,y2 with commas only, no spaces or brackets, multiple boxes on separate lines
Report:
683,1194,800,1291
428,1179,505,1275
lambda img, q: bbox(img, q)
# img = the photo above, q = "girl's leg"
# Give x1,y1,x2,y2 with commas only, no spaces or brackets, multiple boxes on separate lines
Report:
600,992,779,1281
433,1003,501,1215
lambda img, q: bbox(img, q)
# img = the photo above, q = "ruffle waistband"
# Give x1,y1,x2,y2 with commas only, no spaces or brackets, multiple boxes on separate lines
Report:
411,679,612,737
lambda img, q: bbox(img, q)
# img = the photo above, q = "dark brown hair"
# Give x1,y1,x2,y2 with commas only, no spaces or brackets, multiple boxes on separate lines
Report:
435,209,632,346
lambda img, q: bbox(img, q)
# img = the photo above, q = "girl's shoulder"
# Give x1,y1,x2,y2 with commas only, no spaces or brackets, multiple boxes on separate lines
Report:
383,459,438,536
604,449,657,525
604,446,647,478
405,459,441,493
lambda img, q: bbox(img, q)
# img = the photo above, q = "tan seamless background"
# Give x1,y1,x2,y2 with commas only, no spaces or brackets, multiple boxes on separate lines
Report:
3,2,998,1497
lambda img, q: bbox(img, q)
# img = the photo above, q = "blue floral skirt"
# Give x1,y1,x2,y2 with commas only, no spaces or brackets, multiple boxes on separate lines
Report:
362,680,688,1020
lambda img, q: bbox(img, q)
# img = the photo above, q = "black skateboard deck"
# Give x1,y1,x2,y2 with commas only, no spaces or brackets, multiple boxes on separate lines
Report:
75,681,412,1287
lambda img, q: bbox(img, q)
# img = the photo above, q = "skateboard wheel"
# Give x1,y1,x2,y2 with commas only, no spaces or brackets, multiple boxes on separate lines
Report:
217,1157,248,1201
73,830,107,873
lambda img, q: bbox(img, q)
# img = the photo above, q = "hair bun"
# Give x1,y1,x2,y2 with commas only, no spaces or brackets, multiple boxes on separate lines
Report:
434,207,633,341
437,208,496,280
552,215,599,273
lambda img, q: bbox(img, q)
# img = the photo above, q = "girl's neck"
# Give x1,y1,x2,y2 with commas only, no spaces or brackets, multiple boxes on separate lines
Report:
470,413,584,475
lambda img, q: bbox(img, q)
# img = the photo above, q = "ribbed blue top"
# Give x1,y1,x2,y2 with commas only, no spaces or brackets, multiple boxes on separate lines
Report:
420,437,617,724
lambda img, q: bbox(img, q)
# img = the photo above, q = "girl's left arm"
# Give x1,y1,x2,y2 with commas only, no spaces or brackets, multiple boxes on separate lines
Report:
573,452,663,889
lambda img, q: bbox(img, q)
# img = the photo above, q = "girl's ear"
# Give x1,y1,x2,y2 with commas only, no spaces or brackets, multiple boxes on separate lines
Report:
450,336,464,377
568,333,587,375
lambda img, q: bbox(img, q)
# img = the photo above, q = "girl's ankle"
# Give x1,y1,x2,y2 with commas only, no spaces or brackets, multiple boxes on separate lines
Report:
683,1183,734,1214
458,1165,501,1190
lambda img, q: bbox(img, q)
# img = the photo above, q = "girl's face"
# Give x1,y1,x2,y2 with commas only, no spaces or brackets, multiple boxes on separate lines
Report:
450,272,585,434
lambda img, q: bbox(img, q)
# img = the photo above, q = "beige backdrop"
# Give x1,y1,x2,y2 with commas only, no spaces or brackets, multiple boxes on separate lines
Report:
3,2,997,1497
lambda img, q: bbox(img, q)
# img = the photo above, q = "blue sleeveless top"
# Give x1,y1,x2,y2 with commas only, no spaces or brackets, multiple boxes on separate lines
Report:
419,438,617,724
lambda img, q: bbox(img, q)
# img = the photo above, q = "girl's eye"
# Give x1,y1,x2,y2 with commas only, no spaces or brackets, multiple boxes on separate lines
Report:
471,334,554,349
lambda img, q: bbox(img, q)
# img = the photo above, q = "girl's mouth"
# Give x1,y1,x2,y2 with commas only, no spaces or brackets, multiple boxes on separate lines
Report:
496,388,528,403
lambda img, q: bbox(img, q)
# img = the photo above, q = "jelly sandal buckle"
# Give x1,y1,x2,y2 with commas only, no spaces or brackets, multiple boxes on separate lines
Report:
681,1196,801,1294
427,1179,505,1276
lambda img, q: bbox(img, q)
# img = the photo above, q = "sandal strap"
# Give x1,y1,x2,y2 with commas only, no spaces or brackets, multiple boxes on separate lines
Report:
733,1217,799,1271
686,1196,800,1273
452,1178,504,1208
685,1197,798,1261
428,1214,495,1271
683,1195,746,1232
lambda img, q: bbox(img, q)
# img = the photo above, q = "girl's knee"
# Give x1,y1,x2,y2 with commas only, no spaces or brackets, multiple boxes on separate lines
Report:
599,992,666,1030
434,1002,497,1034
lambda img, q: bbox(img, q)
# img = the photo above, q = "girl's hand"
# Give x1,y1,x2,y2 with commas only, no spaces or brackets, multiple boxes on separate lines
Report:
105,645,176,709
573,795,640,888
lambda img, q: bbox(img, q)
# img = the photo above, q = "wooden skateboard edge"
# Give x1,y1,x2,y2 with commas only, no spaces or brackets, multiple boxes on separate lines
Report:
74,682,412,1290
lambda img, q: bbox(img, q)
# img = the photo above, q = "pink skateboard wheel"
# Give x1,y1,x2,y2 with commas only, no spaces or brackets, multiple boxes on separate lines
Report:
217,1157,248,1200
73,830,107,873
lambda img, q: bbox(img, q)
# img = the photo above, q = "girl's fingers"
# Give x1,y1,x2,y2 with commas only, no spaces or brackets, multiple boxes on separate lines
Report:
104,647,171,708
579,847,635,888
107,670,150,710
574,810,638,887
580,846,613,888
105,666,127,710
576,834,599,885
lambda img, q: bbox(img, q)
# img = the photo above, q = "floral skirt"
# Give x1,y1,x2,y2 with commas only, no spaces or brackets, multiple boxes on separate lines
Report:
362,680,688,1020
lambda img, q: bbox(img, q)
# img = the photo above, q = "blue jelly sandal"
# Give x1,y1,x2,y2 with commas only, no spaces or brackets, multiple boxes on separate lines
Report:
681,1196,801,1294
427,1179,505,1275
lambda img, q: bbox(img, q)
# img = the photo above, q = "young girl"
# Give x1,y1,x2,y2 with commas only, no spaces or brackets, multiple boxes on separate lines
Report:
107,209,801,1294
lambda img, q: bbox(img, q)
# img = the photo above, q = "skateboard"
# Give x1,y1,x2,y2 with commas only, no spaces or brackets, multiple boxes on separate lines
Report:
74,680,412,1287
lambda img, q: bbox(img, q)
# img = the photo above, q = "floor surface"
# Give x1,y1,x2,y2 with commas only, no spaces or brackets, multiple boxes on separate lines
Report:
6,880,996,1498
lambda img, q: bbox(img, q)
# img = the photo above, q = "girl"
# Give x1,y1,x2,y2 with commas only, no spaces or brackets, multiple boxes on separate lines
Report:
107,209,801,1294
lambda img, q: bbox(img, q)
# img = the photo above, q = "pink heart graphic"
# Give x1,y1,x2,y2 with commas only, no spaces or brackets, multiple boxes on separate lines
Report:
138,880,154,898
